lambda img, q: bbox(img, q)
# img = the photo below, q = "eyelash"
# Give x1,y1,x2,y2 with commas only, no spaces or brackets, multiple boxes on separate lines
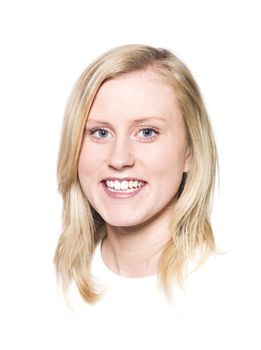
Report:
89,126,160,142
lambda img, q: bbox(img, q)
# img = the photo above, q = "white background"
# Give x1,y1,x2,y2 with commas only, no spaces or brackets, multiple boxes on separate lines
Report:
0,0,260,348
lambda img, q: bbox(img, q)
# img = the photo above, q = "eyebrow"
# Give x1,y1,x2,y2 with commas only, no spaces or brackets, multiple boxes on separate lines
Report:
86,116,167,125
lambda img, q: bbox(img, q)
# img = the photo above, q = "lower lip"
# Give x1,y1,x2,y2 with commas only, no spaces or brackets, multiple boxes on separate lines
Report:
101,182,147,199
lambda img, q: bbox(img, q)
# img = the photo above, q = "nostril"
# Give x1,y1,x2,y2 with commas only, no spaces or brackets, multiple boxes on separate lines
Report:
107,143,135,170
108,156,135,170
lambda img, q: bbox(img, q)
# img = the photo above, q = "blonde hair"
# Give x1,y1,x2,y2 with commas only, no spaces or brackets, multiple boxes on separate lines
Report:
54,44,218,303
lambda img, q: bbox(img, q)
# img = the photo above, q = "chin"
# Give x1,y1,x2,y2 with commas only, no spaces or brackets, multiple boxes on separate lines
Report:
106,220,141,228
103,215,146,228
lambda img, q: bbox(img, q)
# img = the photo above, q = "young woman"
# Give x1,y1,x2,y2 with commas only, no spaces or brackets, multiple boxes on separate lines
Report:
52,42,259,350
54,44,217,303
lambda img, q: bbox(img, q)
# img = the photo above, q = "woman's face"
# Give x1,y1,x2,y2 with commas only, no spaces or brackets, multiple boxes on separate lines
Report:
78,69,190,227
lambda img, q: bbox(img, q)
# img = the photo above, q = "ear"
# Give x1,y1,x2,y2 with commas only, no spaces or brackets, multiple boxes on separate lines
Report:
183,146,191,173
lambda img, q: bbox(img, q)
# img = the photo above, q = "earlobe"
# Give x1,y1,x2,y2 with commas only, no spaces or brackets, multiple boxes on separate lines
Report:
183,147,191,173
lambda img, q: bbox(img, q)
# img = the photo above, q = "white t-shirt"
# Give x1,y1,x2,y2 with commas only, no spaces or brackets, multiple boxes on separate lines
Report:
56,242,257,350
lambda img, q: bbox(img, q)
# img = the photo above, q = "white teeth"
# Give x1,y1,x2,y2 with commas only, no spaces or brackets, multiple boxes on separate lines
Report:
105,179,145,192
120,181,129,190
114,180,121,190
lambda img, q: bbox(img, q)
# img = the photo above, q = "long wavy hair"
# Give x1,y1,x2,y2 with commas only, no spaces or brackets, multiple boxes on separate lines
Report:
54,44,218,304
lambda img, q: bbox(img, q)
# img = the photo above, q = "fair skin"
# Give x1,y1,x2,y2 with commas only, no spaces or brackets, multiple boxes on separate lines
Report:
78,69,190,278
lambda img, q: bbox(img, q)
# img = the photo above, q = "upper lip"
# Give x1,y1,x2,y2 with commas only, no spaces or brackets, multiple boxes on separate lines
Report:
102,177,146,182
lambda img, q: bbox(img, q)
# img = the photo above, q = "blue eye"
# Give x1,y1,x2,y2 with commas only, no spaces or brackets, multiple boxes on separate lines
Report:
97,129,109,138
138,128,159,140
91,128,111,139
141,128,155,137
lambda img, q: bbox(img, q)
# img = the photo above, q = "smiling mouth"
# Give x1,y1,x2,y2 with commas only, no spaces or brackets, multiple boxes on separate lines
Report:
103,179,146,193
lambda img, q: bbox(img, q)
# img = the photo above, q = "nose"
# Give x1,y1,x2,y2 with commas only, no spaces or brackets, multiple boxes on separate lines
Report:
107,137,135,170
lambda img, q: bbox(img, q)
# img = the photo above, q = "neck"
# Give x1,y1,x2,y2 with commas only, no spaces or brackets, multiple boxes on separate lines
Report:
101,210,172,278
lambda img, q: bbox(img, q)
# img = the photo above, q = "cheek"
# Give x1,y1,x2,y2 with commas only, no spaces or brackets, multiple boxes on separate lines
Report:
77,148,97,188
78,142,103,175
148,145,187,198
77,153,97,206
148,142,187,176
78,152,88,180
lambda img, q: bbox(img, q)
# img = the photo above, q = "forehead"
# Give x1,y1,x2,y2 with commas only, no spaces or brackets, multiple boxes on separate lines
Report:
89,69,180,119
